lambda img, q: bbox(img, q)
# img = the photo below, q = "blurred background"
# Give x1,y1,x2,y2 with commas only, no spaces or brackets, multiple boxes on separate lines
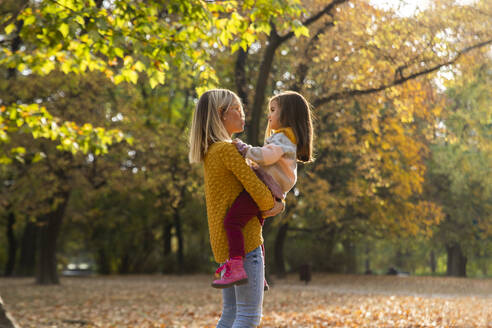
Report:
0,0,491,285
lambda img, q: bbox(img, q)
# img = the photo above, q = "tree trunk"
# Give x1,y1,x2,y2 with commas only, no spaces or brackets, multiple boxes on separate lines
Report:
248,32,281,146
342,240,357,274
235,48,249,107
446,243,467,277
163,222,173,257
133,229,154,273
364,244,372,274
4,211,17,277
16,220,37,276
245,4,343,145
173,208,184,273
119,253,130,274
0,296,19,328
273,222,289,278
7,20,23,80
96,248,111,275
36,190,71,285
395,247,403,269
429,249,436,274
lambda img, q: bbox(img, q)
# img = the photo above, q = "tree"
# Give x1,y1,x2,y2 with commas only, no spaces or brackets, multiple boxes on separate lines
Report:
0,70,118,283
426,50,492,277
0,0,304,159
0,296,19,328
0,0,305,284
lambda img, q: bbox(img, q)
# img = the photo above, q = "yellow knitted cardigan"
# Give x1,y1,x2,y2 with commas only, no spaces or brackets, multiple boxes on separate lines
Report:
203,141,275,263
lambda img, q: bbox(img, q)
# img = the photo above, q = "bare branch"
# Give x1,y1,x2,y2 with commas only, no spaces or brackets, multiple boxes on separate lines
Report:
313,39,492,107
291,18,335,91
0,0,29,30
279,0,349,43
248,1,348,144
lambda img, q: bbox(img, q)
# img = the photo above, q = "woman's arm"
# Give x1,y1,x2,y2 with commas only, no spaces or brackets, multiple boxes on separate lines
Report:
219,143,275,212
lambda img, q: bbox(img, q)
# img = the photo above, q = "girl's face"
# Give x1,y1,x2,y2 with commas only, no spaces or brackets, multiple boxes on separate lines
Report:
221,101,245,137
268,100,282,130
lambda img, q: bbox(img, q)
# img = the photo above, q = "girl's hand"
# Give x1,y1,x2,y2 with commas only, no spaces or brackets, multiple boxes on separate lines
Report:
232,138,249,157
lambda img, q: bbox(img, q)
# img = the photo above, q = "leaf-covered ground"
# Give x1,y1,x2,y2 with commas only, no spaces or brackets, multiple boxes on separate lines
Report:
1,274,490,327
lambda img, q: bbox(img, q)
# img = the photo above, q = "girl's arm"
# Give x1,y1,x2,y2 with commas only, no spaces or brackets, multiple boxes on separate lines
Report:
219,143,275,212
246,132,296,166
233,138,284,166
246,144,284,166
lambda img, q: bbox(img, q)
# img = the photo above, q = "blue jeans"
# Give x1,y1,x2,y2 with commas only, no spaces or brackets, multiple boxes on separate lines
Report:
217,246,264,328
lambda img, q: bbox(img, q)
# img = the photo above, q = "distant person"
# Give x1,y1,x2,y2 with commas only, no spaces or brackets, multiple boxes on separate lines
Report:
212,91,314,291
299,263,312,284
188,89,282,327
387,267,398,275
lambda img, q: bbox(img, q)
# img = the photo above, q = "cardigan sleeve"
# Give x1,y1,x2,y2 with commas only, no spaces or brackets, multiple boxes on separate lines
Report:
219,143,275,212
245,132,296,166
245,144,284,166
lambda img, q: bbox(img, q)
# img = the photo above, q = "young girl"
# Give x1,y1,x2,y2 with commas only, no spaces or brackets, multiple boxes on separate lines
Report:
212,91,314,289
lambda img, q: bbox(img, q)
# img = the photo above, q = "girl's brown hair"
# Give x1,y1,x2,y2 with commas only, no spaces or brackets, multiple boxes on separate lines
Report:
266,91,314,163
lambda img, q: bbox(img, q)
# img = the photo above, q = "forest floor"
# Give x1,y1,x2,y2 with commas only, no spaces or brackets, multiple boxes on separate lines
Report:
1,274,491,328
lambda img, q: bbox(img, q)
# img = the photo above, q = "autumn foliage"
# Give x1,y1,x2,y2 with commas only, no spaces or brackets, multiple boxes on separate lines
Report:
1,274,491,327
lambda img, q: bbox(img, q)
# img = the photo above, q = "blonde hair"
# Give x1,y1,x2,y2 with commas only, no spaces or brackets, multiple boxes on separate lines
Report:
189,89,242,163
266,91,314,163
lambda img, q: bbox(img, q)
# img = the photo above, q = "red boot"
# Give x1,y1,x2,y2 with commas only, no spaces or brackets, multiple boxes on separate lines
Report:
212,257,248,289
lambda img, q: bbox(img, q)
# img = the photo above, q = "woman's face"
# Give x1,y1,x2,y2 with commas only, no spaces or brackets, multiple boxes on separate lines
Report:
221,101,245,137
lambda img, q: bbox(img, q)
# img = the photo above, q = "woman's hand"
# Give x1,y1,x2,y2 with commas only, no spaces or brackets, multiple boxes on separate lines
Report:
261,199,285,218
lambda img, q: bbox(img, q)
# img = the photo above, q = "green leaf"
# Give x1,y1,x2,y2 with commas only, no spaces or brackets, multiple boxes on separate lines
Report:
75,16,85,26
231,42,240,53
149,77,158,89
23,15,36,27
59,23,69,38
240,39,248,52
61,61,71,74
17,63,26,73
134,61,145,72
256,22,271,35
9,108,17,120
114,48,124,58
0,156,12,165
11,147,26,154
32,152,45,163
114,74,125,85
155,70,165,84
128,70,138,84
219,31,230,46
5,23,16,35
293,25,309,38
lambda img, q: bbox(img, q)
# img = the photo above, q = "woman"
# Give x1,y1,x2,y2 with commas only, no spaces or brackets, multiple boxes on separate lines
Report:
189,89,281,327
